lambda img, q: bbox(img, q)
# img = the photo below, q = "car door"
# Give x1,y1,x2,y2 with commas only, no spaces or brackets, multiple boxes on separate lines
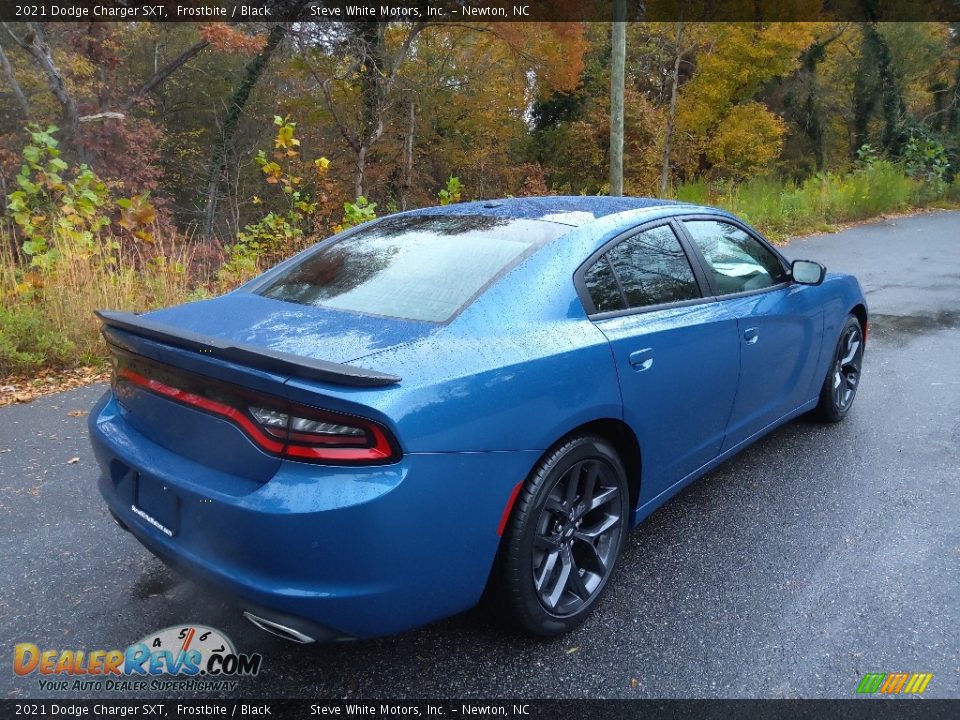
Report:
678,217,825,451
577,220,741,505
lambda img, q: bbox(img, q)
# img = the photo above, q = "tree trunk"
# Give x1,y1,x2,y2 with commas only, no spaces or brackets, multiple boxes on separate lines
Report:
609,0,626,197
401,97,415,210
660,24,684,195
351,23,386,200
354,145,367,200
201,23,287,242
313,22,423,202
852,23,902,157
4,22,80,155
799,40,828,170
0,39,29,118
949,61,960,134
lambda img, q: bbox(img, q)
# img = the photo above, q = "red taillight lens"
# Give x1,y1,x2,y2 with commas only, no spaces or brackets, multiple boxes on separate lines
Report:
247,403,396,462
112,350,400,465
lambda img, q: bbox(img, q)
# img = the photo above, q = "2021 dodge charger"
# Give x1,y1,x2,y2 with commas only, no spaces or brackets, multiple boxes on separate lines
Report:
89,197,867,642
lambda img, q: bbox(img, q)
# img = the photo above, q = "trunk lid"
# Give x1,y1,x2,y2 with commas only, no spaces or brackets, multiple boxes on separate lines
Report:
101,293,426,482
144,292,438,364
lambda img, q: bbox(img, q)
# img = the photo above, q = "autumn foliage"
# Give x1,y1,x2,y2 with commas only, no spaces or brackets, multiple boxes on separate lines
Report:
1,20,959,376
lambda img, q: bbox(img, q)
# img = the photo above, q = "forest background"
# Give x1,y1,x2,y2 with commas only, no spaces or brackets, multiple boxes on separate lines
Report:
1,18,958,376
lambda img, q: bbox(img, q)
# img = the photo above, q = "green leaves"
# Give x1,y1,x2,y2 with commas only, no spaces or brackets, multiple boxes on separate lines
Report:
338,196,377,231
438,176,463,205
223,114,347,287
4,125,117,268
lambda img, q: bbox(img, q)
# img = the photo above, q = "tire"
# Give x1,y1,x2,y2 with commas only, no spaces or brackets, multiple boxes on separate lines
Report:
814,314,864,422
487,435,629,636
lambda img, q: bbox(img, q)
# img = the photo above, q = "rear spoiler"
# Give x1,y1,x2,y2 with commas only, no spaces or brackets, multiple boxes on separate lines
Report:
95,310,401,388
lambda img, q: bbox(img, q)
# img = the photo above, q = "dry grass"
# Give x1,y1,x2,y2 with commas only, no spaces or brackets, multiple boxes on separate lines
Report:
0,223,200,373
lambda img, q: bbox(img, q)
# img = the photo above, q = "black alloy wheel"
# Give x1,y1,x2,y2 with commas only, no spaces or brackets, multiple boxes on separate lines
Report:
816,314,864,422
487,435,629,635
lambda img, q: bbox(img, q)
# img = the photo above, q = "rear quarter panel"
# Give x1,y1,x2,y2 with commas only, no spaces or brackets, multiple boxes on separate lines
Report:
284,216,645,455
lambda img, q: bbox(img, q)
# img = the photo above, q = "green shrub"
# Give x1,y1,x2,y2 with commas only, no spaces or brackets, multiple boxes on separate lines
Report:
691,161,925,242
338,196,378,231
438,176,463,205
0,305,77,374
674,179,709,204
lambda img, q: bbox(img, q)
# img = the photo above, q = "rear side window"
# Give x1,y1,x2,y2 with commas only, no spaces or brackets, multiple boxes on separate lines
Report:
583,224,701,314
257,215,568,322
583,258,625,313
607,226,700,308
683,220,786,295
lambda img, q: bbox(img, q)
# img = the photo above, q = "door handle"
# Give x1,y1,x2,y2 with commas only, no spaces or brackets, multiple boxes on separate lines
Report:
744,327,760,345
628,348,654,372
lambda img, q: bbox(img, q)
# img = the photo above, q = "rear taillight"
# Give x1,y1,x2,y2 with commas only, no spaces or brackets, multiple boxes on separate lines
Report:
246,403,395,462
112,350,400,465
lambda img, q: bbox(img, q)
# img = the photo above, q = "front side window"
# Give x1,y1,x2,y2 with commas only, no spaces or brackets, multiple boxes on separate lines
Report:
258,215,568,323
606,225,701,309
683,220,786,295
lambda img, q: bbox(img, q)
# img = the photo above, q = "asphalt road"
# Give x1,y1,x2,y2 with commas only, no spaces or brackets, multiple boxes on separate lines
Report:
1,211,958,700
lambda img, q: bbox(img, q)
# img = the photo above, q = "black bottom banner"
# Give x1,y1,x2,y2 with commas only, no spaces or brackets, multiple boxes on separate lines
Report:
1,700,958,720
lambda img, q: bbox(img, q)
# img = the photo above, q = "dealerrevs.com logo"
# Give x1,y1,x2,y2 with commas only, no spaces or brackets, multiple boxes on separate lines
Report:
13,625,262,692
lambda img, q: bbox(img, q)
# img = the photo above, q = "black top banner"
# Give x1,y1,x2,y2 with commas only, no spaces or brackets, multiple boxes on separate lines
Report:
1,0,960,23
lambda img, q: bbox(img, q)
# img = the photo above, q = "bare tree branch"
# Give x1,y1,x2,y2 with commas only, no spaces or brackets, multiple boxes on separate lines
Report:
120,40,210,112
0,36,29,118
2,22,78,143
301,59,361,152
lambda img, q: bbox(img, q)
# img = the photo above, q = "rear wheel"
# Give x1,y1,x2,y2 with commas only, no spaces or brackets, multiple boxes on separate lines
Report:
488,435,629,636
815,314,864,422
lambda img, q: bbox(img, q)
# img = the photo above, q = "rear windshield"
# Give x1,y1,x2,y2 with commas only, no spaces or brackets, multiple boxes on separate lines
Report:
256,215,568,322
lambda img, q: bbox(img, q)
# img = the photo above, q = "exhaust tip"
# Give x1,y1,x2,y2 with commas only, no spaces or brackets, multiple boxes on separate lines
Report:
243,611,315,644
109,510,130,533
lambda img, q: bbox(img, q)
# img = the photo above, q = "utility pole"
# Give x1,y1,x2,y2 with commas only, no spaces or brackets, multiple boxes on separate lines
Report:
609,0,626,196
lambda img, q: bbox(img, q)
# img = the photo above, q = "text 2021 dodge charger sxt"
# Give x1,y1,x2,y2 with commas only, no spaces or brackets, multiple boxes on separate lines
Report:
89,197,867,642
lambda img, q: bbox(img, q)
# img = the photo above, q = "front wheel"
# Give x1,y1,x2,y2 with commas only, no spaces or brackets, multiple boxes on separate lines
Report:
487,435,629,636
814,314,864,422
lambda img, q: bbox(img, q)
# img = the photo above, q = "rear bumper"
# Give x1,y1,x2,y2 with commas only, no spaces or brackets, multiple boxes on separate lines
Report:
89,392,539,639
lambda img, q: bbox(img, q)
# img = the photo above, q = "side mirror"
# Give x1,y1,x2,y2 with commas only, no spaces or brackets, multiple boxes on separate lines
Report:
791,259,826,286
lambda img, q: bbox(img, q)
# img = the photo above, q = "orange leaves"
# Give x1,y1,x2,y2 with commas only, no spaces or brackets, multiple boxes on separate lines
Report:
260,162,283,184
671,22,816,178
198,24,267,54
491,22,587,95
707,102,788,177
116,193,158,243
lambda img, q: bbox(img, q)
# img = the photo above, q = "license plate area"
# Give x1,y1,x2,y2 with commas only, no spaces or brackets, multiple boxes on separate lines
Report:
133,473,180,537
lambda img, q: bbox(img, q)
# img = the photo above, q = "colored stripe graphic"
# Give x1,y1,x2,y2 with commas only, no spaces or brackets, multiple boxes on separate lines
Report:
856,673,886,694
879,673,909,694
857,672,933,694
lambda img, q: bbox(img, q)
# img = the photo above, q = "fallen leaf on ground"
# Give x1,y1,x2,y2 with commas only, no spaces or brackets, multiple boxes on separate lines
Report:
67,457,80,464
67,410,88,417
0,366,110,408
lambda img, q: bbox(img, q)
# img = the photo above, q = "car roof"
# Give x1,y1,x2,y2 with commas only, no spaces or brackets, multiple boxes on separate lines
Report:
398,195,691,227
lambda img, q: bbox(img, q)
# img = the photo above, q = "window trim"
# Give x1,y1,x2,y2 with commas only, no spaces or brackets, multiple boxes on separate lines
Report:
573,219,711,319
673,214,792,301
574,213,798,321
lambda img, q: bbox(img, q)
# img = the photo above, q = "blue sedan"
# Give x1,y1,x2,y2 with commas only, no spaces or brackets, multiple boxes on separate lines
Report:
89,197,867,641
